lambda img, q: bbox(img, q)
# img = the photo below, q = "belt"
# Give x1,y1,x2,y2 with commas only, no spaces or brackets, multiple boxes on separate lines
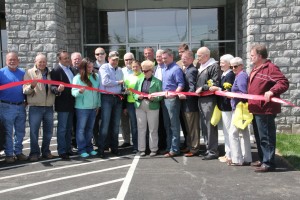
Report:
0,100,24,105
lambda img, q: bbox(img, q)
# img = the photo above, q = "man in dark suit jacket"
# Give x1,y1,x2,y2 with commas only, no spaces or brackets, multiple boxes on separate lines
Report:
50,50,76,160
178,51,200,157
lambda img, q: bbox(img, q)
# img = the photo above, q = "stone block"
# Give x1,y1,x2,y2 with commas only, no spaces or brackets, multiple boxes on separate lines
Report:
269,8,277,17
274,57,290,66
36,22,45,30
277,8,291,17
291,23,300,31
291,58,300,67
44,44,57,52
279,24,290,32
248,9,261,18
45,21,57,30
14,15,28,21
292,124,300,134
283,16,298,23
17,31,29,38
292,6,300,15
32,44,44,51
285,33,297,39
19,44,29,51
276,124,292,133
292,40,300,49
267,0,286,8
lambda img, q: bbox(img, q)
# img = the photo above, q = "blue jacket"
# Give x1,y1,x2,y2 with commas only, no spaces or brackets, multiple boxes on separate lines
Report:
72,74,101,109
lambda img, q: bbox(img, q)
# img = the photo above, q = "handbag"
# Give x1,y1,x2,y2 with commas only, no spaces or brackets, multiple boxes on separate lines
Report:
211,105,222,126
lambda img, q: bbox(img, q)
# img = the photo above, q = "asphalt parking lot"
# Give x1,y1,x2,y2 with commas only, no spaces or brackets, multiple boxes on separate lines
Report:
0,135,299,200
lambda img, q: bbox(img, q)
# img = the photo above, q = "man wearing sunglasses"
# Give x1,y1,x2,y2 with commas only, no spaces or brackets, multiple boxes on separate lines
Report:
94,47,107,73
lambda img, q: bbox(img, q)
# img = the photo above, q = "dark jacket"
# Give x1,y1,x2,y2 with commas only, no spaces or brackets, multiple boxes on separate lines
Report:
248,60,289,114
50,64,76,112
181,64,198,112
196,62,221,92
217,70,235,111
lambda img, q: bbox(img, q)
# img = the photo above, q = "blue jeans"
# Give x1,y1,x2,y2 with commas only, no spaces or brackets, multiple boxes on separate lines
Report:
0,102,26,156
56,111,74,155
127,102,138,151
162,97,181,154
29,106,54,157
253,114,277,168
98,94,122,152
76,108,97,154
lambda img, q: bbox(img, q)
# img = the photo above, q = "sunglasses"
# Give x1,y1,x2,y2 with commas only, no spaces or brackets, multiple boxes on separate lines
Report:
142,69,151,73
95,52,105,56
124,58,133,62
232,65,240,68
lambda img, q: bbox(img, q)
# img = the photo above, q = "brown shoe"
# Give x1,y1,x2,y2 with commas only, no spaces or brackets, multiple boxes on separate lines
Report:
5,156,15,164
184,152,195,157
16,153,28,161
164,152,178,157
180,147,189,153
43,153,54,159
254,165,275,173
251,160,262,167
29,155,39,162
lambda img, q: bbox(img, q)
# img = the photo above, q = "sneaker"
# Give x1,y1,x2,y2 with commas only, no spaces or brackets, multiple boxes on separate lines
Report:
5,156,15,164
80,152,89,158
89,150,98,156
16,153,28,161
29,155,39,162
42,153,54,159
149,152,157,157
139,151,146,156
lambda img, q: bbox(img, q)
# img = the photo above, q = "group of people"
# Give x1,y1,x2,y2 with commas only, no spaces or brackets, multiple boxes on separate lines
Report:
0,43,289,173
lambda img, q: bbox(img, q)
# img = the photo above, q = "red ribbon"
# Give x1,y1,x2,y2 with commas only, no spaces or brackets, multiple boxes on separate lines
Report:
0,79,123,99
0,80,297,108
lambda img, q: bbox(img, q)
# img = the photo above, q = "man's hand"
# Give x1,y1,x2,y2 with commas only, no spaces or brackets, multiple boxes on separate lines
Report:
209,86,219,92
57,84,65,92
118,80,124,85
30,80,38,89
178,94,186,99
195,87,202,94
264,91,274,102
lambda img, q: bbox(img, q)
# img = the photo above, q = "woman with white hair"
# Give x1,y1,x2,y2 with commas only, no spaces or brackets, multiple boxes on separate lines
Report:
133,60,163,157
210,54,235,164
228,57,252,166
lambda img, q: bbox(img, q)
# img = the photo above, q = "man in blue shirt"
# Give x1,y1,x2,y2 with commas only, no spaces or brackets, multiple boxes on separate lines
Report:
98,51,124,158
161,49,185,157
0,52,27,163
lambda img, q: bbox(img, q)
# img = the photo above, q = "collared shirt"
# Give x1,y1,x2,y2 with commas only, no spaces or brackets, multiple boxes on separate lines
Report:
154,64,165,81
60,63,74,83
222,69,232,77
199,58,218,73
122,66,133,80
141,77,152,94
162,62,185,91
99,63,123,94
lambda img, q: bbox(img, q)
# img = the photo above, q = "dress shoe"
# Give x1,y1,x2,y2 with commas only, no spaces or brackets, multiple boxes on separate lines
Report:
164,152,178,158
29,155,39,162
254,164,275,173
184,152,195,157
16,153,28,161
199,151,208,157
202,154,218,160
180,147,189,153
132,149,138,154
149,152,157,157
42,153,54,159
111,149,120,156
67,150,77,156
119,142,131,148
98,150,106,158
59,153,70,160
5,156,15,164
251,160,262,167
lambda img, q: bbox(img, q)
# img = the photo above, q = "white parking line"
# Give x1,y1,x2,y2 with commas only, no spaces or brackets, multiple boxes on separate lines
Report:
0,156,130,180
32,178,125,200
0,164,130,194
116,155,140,200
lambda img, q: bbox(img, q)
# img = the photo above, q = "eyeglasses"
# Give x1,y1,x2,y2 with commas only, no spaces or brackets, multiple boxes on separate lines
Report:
232,65,240,68
124,59,133,62
142,69,151,73
95,52,105,56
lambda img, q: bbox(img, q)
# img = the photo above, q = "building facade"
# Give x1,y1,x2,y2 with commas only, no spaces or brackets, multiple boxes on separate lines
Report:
2,0,300,133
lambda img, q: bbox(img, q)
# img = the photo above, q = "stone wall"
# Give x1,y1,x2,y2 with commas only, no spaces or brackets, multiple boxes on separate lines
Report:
66,0,81,53
241,0,300,134
5,0,68,69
